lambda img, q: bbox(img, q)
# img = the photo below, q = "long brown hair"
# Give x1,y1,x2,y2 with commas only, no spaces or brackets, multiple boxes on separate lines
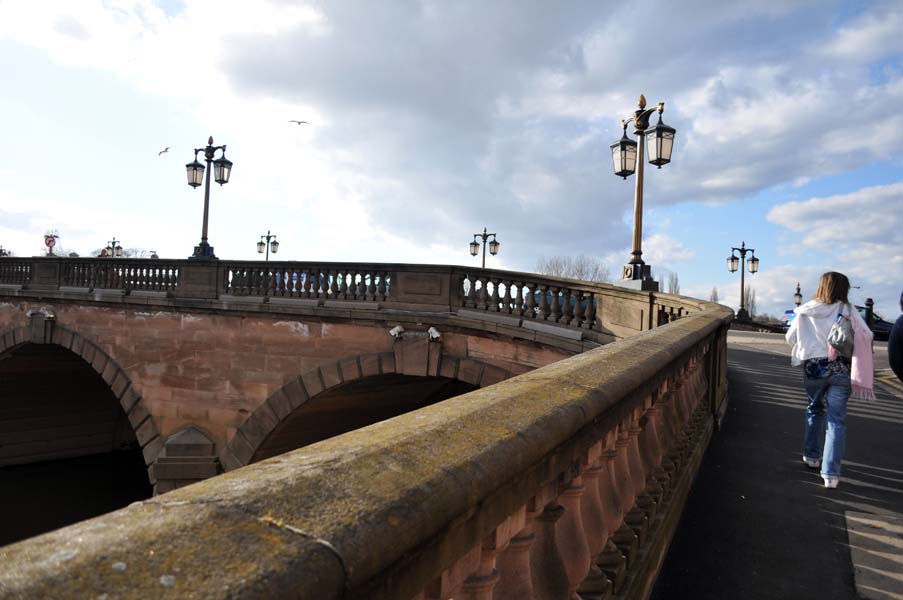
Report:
814,271,850,304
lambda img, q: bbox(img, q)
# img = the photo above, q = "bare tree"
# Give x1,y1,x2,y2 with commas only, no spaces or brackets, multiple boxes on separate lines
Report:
89,247,151,258
744,284,757,317
536,255,611,283
709,286,719,303
667,271,680,295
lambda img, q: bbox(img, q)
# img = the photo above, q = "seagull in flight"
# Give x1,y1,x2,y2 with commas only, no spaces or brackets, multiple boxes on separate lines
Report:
288,120,310,125
158,147,170,156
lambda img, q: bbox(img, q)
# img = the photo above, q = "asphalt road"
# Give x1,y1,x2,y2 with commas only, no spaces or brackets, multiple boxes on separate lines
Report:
650,331,902,600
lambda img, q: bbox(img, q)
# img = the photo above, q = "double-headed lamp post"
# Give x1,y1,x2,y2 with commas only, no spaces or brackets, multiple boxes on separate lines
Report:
610,94,676,292
257,231,279,262
727,241,760,320
185,136,233,260
794,283,803,307
469,227,500,269
101,237,123,258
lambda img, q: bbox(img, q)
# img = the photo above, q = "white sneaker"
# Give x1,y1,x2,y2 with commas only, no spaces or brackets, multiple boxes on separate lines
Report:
823,477,839,489
803,456,821,468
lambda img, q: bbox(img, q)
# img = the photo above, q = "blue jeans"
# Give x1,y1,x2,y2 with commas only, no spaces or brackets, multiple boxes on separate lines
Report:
803,368,851,479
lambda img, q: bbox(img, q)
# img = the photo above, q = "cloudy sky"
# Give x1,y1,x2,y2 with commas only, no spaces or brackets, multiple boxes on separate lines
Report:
0,0,900,318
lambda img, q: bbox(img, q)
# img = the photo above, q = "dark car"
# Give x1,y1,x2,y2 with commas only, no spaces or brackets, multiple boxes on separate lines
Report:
855,305,892,341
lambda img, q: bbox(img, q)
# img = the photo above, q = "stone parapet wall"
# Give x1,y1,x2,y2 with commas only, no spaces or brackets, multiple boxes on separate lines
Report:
0,301,732,599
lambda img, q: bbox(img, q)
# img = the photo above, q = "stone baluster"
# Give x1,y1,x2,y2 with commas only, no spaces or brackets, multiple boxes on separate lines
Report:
291,268,301,296
245,268,255,296
596,430,628,591
241,267,250,295
502,281,514,315
626,408,648,500
522,283,532,318
639,393,669,503
465,276,475,308
561,288,574,325
337,270,346,299
509,282,521,317
557,477,592,600
529,486,570,600
573,291,586,329
537,284,548,321
422,544,482,600
490,279,500,313
365,272,375,301
587,293,597,330
611,422,642,564
300,269,310,298
549,287,560,322
623,410,654,544
372,271,382,301
630,407,659,523
578,443,613,600
326,269,336,298
459,509,525,600
494,506,535,600
478,279,489,311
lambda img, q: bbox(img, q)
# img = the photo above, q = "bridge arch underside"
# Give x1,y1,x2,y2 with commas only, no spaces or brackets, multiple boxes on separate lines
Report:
0,343,152,546
251,374,477,463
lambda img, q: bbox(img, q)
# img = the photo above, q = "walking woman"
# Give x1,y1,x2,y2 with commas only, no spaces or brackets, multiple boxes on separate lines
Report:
785,272,874,489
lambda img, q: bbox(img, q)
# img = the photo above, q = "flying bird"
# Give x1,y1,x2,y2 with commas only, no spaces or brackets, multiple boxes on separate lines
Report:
158,147,170,156
288,120,310,125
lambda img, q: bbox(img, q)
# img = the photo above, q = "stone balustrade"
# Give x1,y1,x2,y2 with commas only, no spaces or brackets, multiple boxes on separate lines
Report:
0,257,712,346
0,270,731,600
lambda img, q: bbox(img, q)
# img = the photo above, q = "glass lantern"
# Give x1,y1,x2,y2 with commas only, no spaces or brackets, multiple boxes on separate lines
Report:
186,159,204,188
645,113,676,167
610,129,638,179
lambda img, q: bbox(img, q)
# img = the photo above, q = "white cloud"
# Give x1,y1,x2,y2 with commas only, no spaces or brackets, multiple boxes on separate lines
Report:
0,0,900,317
819,4,903,63
766,181,903,316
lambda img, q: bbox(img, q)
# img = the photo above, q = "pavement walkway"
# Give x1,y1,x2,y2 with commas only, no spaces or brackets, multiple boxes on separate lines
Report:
650,331,903,600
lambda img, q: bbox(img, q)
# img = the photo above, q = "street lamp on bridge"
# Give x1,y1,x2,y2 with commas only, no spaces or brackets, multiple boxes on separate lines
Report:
185,136,233,260
469,227,500,269
101,237,124,258
610,94,676,292
794,282,803,307
257,231,279,262
727,241,759,320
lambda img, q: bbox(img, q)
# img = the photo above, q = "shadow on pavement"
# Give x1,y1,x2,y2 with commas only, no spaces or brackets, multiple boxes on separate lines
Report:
650,346,902,600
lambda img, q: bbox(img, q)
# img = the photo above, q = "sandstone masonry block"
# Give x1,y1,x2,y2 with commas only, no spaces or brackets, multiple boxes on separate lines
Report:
301,369,325,398
339,356,362,382
320,362,343,390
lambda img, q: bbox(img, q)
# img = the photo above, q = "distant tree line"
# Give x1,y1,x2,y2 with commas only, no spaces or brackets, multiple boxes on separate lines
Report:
536,255,611,283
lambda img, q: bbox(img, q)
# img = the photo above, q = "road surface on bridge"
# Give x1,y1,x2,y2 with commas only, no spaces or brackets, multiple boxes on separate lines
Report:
652,330,902,600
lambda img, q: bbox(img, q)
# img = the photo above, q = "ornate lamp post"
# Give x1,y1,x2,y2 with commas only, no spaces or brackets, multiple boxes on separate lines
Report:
469,227,500,269
256,230,279,262
610,94,676,292
101,237,124,258
727,241,759,320
185,136,233,260
794,283,803,307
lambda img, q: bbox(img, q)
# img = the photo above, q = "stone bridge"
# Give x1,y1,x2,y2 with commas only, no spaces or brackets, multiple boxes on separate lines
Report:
0,256,731,599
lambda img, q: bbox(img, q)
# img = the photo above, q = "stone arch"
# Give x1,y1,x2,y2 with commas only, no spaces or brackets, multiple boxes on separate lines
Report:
221,351,513,471
0,316,164,488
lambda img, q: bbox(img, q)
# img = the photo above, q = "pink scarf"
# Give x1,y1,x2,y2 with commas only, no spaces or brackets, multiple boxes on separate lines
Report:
828,309,875,400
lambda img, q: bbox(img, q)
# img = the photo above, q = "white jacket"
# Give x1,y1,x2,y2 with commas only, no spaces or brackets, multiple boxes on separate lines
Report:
785,300,866,366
